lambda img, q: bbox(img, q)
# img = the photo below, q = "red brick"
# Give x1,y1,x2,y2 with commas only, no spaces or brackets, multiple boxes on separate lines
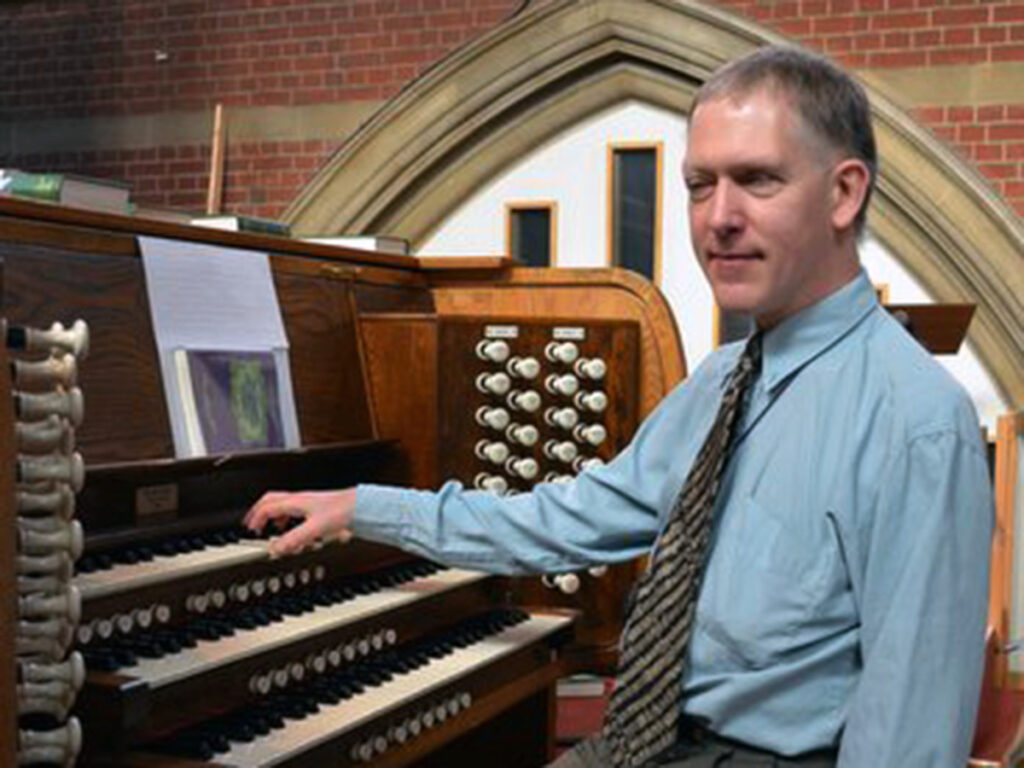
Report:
991,123,1024,141
978,105,1006,122
883,31,911,47
855,32,883,50
994,5,1024,23
942,27,976,45
912,29,941,46
993,45,1024,61
826,35,855,51
980,26,1009,44
933,125,958,141
1013,199,1024,218
1006,142,1024,160
947,105,975,122
975,144,1004,161
1005,181,1024,197
870,11,928,29
958,124,985,141
929,47,988,65
979,163,1018,180
932,7,990,26
1009,105,1024,120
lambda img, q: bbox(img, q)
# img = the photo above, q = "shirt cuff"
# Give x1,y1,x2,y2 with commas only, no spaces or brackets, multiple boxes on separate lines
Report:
351,483,420,546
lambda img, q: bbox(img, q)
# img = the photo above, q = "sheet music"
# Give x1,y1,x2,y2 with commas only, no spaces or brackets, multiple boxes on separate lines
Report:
139,236,301,457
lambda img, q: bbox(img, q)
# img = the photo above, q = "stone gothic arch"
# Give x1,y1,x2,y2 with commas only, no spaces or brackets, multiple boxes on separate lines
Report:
285,0,1024,407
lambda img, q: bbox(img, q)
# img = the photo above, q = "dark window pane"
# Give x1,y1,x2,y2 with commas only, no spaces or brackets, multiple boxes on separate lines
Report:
510,208,551,267
612,149,657,279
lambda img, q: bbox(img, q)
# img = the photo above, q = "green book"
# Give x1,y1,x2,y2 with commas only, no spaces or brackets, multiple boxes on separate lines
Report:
2,170,63,202
1,169,132,214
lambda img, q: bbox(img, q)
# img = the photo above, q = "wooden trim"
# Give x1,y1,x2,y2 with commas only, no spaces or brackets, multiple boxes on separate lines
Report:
417,256,511,271
606,142,664,287
505,201,558,267
0,196,421,271
993,412,1024,687
874,282,891,304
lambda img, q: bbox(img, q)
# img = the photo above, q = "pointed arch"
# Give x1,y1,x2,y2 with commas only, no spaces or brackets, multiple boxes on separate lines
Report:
285,0,1024,406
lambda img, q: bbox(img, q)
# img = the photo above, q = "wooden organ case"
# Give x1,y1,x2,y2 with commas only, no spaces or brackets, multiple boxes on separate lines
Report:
0,198,687,768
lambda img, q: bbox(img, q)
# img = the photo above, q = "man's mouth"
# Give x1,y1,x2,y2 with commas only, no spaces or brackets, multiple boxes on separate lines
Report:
708,251,761,261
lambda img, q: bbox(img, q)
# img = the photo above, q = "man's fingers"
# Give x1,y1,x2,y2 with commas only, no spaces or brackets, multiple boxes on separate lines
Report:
245,493,306,532
268,523,315,558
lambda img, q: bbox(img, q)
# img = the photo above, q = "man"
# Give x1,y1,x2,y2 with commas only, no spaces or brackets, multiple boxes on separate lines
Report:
245,46,993,766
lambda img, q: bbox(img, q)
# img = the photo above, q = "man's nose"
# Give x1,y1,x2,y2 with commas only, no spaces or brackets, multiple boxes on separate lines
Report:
708,182,743,237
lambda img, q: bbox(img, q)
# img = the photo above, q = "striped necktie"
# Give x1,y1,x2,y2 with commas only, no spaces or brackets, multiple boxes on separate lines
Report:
603,334,762,767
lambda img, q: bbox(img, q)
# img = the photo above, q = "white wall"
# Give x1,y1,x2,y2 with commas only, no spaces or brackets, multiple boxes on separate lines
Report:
417,100,1008,429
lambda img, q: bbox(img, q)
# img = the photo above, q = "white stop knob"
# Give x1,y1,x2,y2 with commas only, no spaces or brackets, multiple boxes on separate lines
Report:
476,372,511,395
474,440,510,464
545,406,579,430
507,389,542,412
475,406,511,430
574,390,608,413
475,339,510,363
573,456,606,473
545,341,579,364
546,373,580,396
506,456,539,480
574,357,607,380
574,423,607,446
506,356,540,379
474,473,508,493
506,423,539,447
544,440,578,463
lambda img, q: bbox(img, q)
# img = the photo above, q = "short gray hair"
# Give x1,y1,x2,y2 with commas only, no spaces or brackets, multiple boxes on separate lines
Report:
691,46,877,233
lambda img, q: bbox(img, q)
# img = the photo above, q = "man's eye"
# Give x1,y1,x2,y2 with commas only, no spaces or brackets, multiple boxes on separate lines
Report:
742,173,781,194
685,179,713,201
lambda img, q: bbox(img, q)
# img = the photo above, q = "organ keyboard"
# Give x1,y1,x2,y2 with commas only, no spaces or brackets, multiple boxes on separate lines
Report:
0,197,687,766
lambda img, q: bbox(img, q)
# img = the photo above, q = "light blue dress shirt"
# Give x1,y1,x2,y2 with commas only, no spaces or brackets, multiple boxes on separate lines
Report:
353,271,993,766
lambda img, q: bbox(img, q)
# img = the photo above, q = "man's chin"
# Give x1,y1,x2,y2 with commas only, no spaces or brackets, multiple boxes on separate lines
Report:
712,292,761,316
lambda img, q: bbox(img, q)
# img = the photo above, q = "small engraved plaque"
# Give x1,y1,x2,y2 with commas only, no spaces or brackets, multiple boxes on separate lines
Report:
484,325,519,339
553,327,586,341
136,484,179,518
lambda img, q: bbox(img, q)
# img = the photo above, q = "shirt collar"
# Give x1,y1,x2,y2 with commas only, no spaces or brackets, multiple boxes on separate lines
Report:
757,270,878,392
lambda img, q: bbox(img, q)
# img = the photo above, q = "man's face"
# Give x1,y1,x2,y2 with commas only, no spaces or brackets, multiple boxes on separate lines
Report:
684,88,844,328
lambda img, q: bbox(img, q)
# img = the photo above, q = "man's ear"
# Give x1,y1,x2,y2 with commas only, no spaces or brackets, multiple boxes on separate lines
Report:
831,158,871,231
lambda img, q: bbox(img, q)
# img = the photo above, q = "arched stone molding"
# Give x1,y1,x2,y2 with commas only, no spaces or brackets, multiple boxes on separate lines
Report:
285,0,1024,407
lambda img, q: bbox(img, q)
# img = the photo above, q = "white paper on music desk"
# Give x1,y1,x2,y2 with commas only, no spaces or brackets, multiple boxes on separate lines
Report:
139,236,301,458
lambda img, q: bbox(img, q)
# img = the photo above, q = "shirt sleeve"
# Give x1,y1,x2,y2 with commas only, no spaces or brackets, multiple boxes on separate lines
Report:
837,427,993,766
349,373,710,575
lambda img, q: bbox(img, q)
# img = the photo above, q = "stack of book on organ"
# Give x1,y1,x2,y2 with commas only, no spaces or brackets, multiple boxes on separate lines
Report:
0,169,132,215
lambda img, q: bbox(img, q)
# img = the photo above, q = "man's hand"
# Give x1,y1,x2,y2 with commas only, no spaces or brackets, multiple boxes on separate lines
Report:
244,489,357,558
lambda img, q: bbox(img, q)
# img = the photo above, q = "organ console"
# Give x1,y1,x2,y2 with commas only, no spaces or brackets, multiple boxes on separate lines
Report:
0,197,687,766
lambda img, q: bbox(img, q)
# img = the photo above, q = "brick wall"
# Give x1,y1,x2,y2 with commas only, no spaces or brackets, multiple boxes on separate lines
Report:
909,103,1024,214
0,0,519,118
711,0,1024,68
708,0,1024,215
16,138,340,218
2,0,1022,219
